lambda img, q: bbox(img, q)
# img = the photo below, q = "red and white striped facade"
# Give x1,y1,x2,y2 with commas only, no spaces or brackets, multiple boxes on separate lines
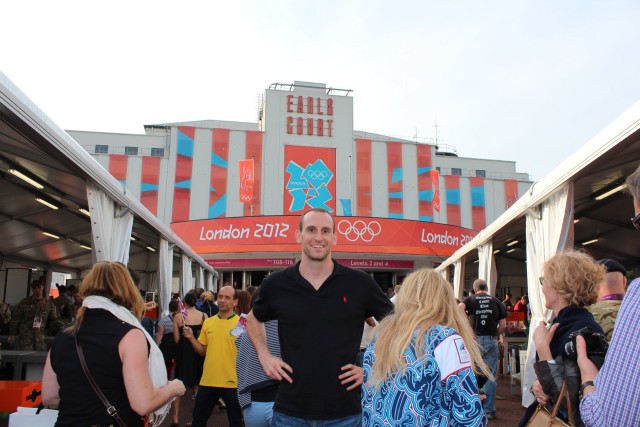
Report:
70,81,531,278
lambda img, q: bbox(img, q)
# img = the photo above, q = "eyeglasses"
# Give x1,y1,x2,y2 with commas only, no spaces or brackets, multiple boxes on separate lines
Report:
539,277,545,286
631,213,640,231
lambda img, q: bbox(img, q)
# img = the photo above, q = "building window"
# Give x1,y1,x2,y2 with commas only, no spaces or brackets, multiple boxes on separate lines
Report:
125,146,138,156
150,148,165,157
451,168,462,176
476,169,486,178
95,145,108,154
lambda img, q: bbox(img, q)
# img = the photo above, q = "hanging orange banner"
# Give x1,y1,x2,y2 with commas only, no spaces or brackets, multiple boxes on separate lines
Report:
239,159,254,204
430,169,440,212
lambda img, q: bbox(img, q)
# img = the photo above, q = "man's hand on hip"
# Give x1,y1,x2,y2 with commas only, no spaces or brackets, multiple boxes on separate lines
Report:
259,353,293,383
339,364,363,391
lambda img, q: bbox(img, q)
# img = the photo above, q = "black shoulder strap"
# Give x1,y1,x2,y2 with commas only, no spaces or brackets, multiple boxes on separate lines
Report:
75,333,127,427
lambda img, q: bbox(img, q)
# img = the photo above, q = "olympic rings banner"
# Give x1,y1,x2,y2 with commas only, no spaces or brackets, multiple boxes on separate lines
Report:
239,159,254,204
171,216,477,256
283,145,336,214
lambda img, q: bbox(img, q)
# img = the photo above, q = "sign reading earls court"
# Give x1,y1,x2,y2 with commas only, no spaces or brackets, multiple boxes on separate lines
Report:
171,216,477,256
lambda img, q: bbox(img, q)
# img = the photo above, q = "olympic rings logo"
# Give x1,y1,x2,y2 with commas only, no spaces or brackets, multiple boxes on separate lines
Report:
306,170,329,180
337,220,382,243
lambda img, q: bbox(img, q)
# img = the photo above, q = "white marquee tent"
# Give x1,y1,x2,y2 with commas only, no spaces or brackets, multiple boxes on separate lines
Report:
0,70,218,315
436,99,640,406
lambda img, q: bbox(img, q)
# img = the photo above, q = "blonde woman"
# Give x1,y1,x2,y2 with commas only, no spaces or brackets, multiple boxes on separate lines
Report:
199,290,219,317
362,268,491,426
42,262,185,426
524,250,605,426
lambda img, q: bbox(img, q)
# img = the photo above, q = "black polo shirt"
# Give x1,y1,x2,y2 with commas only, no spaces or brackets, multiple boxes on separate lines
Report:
252,260,393,420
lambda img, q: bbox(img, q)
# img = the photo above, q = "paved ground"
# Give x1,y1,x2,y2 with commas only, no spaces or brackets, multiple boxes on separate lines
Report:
0,371,527,426
158,373,528,426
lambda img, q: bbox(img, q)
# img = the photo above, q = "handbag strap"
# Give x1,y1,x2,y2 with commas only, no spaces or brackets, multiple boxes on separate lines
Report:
75,334,127,427
549,380,575,425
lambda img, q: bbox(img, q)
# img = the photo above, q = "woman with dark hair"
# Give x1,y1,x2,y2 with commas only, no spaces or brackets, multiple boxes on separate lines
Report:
172,291,207,426
235,290,252,316
156,299,179,378
42,261,185,426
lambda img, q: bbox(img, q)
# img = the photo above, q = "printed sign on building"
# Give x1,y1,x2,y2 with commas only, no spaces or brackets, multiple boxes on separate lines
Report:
283,145,336,214
172,216,477,256
239,159,254,204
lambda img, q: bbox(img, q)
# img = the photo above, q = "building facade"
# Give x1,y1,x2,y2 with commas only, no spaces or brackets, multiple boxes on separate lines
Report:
70,81,531,291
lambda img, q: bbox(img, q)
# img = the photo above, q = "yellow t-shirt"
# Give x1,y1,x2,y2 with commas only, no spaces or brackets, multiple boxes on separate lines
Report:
197,313,239,388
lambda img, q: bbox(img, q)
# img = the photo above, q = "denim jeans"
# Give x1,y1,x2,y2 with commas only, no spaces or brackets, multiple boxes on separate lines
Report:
272,411,361,427
477,335,499,416
243,401,275,427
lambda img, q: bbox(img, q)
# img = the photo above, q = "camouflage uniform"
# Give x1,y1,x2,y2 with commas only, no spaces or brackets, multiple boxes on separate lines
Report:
53,295,75,324
588,300,622,342
9,296,61,351
0,302,11,331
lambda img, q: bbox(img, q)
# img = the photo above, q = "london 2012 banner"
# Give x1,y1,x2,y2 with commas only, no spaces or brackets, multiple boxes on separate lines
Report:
283,145,336,214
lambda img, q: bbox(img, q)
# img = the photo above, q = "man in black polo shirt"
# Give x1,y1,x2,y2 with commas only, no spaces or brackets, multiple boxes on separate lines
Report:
462,279,507,420
247,208,393,426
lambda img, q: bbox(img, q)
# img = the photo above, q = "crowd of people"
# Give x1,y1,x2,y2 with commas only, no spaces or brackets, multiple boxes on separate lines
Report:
5,165,640,426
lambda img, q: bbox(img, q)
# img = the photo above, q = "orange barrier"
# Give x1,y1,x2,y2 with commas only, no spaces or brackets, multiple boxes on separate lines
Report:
0,380,42,412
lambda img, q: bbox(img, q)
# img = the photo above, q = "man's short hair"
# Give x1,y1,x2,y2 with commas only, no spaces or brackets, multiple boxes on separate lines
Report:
30,280,44,288
298,208,335,232
473,279,488,291
505,292,512,297
626,164,640,201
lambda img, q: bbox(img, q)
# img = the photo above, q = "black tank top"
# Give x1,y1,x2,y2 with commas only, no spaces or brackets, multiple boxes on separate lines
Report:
50,309,148,426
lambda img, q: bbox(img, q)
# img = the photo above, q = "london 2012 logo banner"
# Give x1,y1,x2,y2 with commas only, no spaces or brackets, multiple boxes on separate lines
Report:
283,146,336,214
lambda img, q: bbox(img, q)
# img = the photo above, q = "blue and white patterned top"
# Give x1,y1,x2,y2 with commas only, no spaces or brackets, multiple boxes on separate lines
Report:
362,324,487,427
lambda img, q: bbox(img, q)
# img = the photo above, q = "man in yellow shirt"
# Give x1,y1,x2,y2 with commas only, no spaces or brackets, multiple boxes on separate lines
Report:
183,286,241,427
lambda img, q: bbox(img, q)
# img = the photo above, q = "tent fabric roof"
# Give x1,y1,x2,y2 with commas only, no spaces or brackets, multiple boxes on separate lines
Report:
437,99,640,272
0,70,216,275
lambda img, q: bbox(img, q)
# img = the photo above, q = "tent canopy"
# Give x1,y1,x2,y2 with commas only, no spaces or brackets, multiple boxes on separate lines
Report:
438,99,640,289
0,70,216,279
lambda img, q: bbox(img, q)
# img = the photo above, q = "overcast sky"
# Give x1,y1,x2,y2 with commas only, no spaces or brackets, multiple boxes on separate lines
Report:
2,1,639,181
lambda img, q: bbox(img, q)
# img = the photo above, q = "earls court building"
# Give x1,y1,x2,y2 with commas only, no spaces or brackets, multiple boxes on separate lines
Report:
69,81,532,292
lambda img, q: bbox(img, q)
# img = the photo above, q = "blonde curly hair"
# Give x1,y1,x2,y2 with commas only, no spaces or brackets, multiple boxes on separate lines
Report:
542,250,604,307
200,290,215,302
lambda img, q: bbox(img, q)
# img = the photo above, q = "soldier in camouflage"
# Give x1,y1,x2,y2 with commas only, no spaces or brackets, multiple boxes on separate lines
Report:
588,258,627,342
52,284,75,324
8,280,61,351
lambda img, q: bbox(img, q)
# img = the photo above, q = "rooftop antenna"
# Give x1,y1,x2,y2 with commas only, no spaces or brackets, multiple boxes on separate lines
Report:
434,120,440,148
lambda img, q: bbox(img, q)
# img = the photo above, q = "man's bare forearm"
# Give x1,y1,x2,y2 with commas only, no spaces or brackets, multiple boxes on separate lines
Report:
498,319,506,334
247,311,270,359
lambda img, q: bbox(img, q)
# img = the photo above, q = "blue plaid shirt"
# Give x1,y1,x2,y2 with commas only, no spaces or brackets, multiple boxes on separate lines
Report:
580,278,640,426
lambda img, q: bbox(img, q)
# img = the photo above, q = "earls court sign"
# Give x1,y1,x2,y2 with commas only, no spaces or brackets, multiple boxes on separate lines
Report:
171,216,476,256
